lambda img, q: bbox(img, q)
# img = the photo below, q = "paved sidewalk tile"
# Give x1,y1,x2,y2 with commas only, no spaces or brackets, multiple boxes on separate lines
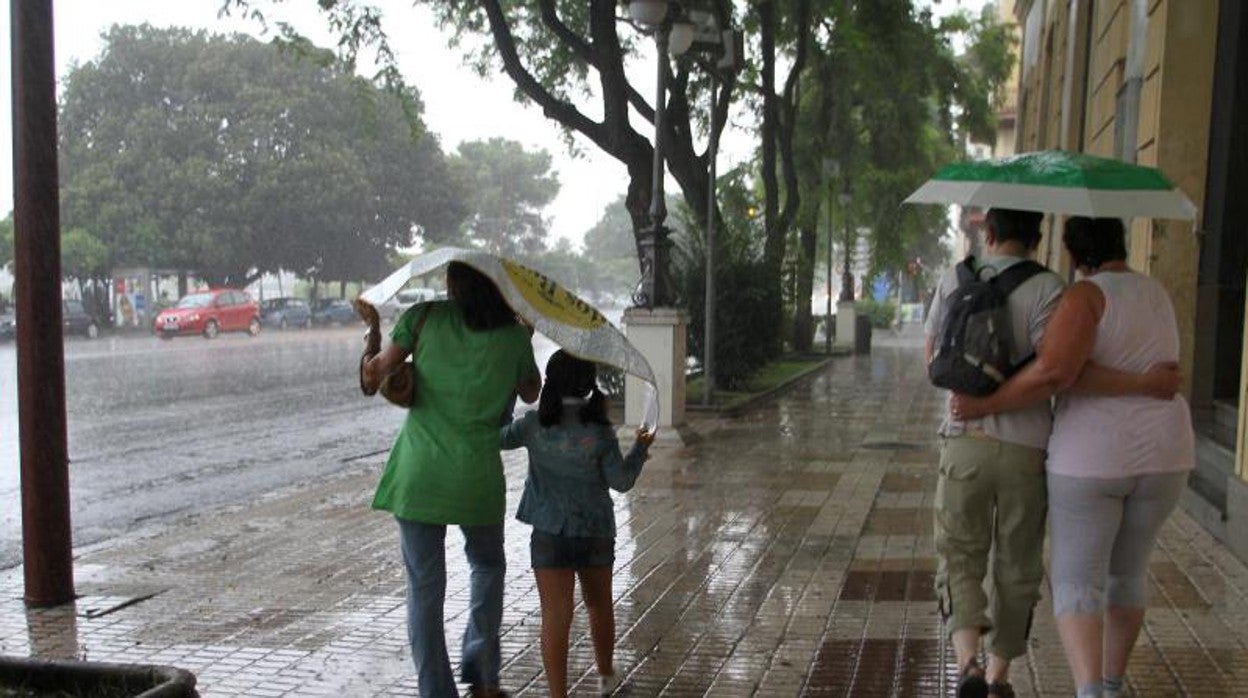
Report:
3,333,1248,696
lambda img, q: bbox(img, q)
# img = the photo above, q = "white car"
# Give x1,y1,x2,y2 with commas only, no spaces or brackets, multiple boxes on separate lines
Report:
373,288,439,323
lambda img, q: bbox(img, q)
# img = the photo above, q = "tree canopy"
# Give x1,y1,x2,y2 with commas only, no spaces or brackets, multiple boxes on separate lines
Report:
449,138,560,256
57,24,467,287
193,1,1012,379
221,0,738,266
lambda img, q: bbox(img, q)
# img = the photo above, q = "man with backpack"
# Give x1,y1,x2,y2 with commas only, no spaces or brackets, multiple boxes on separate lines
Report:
925,208,1064,698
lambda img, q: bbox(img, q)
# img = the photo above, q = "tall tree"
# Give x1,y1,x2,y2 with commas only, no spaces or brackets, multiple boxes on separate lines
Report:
579,193,682,303
781,2,1013,349
220,0,739,275
450,138,559,256
57,25,466,287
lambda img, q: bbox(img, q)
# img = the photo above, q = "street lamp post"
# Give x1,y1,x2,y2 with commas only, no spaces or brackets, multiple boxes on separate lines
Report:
628,0,685,309
623,0,696,433
641,21,670,308
839,182,853,302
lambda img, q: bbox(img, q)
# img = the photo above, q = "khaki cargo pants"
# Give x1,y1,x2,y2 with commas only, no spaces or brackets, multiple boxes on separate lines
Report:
933,434,1046,660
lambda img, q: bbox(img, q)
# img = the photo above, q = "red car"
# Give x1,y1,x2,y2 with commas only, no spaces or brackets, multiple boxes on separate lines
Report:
154,289,260,340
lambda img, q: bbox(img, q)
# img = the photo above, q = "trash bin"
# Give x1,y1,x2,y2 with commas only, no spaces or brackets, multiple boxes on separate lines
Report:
854,314,872,354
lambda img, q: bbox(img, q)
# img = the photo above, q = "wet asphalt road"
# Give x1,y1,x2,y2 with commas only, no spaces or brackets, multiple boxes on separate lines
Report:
0,321,562,570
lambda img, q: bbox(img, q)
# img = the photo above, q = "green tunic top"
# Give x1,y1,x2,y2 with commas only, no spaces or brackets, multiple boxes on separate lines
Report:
371,301,536,525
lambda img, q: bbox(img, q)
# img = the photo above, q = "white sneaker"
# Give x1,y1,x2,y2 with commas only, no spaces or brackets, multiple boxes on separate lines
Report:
597,673,620,695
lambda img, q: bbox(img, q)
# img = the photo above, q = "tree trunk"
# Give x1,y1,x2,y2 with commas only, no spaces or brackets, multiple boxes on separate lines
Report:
177,271,187,298
792,223,817,351
759,1,781,276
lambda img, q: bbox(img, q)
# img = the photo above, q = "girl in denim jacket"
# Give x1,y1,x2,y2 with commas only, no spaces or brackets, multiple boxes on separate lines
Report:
500,350,653,696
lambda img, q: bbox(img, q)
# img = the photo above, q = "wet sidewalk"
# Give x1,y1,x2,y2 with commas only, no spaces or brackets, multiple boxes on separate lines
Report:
3,332,1248,696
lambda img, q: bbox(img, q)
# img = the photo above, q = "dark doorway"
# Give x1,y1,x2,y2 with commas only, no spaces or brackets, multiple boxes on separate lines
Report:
1192,0,1248,512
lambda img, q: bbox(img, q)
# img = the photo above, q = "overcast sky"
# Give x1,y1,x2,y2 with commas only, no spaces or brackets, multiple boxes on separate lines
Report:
1,1,987,249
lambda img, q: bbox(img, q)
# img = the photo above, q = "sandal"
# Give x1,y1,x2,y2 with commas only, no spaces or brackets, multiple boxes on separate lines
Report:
956,659,988,698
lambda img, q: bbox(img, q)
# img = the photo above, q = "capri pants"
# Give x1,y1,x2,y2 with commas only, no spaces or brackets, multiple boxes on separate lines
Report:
1047,471,1188,617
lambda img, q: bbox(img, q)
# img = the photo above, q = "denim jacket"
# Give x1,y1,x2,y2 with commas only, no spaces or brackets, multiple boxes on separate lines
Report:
500,410,648,538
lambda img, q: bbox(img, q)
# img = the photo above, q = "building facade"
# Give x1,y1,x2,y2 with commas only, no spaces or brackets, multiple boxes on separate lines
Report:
1013,0,1248,559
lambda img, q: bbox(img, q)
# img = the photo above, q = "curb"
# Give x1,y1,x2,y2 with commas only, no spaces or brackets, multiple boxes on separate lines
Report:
686,352,844,418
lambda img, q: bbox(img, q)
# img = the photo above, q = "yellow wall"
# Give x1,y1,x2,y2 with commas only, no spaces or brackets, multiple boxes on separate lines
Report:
1015,0,1217,397
1143,1,1217,397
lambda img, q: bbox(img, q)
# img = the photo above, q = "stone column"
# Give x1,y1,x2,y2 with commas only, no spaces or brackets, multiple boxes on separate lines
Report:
835,300,857,351
623,307,688,430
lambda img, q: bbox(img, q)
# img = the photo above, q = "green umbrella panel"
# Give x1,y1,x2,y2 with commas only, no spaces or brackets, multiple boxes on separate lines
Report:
904,150,1197,220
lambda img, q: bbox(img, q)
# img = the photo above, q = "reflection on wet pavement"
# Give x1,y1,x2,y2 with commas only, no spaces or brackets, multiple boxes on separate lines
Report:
2,335,1247,696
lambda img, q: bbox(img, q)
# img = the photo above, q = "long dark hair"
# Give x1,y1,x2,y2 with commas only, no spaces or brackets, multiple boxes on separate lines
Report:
447,261,516,331
538,350,610,428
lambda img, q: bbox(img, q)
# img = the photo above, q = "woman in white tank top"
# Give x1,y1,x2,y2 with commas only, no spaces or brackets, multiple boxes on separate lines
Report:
950,217,1192,698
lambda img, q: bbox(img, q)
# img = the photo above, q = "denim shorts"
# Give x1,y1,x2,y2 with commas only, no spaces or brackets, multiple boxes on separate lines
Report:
529,529,614,569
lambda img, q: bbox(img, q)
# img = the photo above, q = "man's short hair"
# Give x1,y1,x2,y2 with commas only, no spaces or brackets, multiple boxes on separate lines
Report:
986,208,1044,250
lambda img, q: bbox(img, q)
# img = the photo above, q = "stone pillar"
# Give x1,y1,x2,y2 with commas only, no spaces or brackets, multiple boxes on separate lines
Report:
623,307,688,430
835,300,857,351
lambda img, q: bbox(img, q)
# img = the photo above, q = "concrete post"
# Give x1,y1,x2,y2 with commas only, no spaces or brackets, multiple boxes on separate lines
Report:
835,300,857,351
623,307,687,430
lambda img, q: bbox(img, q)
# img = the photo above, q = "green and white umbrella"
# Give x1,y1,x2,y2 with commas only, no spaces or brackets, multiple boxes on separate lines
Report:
904,150,1197,220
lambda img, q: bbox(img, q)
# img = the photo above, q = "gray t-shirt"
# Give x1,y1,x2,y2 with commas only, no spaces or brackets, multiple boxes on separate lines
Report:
924,255,1066,450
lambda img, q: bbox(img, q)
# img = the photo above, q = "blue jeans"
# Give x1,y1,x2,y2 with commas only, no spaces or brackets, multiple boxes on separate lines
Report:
396,517,505,697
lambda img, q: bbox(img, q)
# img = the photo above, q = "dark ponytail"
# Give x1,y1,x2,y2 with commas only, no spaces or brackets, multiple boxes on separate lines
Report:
580,386,609,426
537,350,611,427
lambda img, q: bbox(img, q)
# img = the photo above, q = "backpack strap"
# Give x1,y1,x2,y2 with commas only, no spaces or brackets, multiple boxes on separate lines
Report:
955,255,978,286
990,260,1046,297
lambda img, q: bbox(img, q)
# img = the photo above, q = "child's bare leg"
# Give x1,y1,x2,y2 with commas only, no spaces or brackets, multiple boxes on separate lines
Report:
536,568,577,698
578,566,616,677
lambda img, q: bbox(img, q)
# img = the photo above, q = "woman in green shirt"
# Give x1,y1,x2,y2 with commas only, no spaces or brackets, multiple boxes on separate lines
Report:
362,262,540,698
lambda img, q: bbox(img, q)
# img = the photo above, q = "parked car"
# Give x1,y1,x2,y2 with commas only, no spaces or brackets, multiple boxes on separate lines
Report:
312,299,358,326
0,301,100,341
371,288,432,323
260,297,312,330
398,288,438,307
62,299,101,339
153,289,260,340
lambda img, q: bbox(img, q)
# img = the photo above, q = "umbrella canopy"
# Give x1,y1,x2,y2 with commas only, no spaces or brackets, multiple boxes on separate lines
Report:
358,247,659,430
904,150,1197,220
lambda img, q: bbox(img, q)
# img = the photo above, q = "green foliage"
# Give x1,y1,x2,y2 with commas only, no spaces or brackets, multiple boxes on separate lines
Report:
220,0,739,298
0,214,11,270
60,228,111,280
57,24,466,286
672,168,781,390
856,298,897,329
582,195,637,261
450,138,560,256
831,3,1006,275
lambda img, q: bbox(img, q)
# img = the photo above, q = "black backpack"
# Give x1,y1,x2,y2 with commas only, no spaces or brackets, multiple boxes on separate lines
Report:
928,256,1046,396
